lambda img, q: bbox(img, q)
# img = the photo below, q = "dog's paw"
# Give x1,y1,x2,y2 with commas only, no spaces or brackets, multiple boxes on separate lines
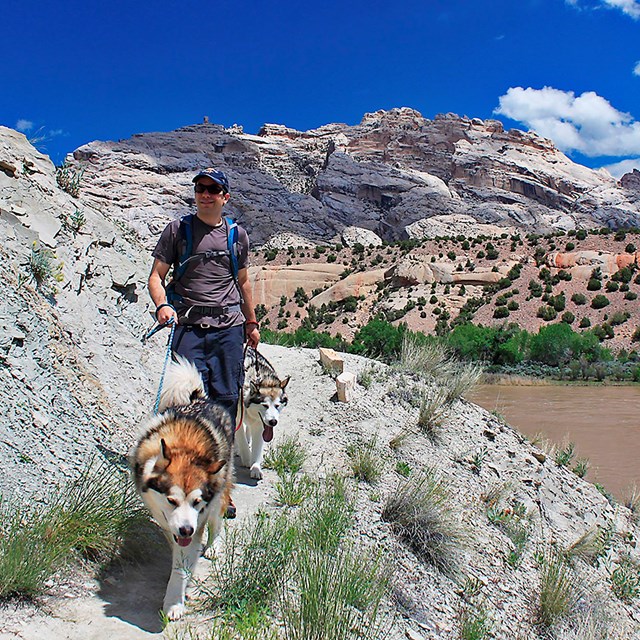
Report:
250,464,263,480
164,602,185,621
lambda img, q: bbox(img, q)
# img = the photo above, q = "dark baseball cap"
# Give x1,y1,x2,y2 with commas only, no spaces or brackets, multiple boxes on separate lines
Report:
192,168,230,192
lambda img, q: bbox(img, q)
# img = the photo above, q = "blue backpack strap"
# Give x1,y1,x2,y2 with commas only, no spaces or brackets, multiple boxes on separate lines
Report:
166,214,194,306
175,214,194,280
225,215,243,302
225,215,239,279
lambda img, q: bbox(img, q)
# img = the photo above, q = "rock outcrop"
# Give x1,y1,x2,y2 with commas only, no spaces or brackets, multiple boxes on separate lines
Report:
64,109,640,249
546,251,638,277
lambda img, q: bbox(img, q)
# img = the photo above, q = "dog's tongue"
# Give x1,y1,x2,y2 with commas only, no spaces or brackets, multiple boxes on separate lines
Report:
176,536,192,548
263,426,274,443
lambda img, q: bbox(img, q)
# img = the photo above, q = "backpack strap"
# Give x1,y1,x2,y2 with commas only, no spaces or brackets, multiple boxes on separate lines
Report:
224,215,244,303
166,214,194,305
175,214,194,280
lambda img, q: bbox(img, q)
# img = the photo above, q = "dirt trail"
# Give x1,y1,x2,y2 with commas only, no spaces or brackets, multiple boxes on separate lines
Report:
0,345,307,640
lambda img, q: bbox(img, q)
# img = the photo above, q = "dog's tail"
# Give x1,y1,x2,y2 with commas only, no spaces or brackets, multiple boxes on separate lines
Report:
158,355,206,412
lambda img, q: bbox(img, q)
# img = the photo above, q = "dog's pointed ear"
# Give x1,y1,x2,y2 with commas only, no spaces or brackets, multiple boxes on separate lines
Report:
155,438,171,471
250,380,261,395
208,459,226,475
280,376,291,390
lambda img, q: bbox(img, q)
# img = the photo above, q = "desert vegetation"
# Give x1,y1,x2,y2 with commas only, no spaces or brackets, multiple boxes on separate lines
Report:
255,227,640,380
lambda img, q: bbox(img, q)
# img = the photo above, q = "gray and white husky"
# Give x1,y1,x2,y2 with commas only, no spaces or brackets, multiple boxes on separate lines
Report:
236,347,290,479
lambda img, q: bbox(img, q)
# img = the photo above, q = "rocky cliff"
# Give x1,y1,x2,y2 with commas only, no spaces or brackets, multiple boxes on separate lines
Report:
67,108,640,248
2,126,640,639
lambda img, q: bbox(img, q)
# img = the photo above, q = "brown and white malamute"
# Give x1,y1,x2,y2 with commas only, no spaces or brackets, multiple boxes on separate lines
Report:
130,356,234,620
236,347,290,480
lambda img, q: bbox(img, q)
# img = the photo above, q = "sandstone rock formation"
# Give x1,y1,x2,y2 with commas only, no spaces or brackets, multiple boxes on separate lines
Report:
250,263,344,307
65,109,640,250
546,251,638,277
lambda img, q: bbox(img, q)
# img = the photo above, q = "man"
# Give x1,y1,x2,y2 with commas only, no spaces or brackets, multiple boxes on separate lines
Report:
148,169,260,516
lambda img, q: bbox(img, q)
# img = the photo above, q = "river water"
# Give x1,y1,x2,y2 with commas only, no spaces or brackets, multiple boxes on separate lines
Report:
470,384,640,500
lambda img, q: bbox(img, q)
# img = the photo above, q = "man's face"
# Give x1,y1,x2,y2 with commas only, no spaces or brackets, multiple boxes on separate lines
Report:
194,177,229,213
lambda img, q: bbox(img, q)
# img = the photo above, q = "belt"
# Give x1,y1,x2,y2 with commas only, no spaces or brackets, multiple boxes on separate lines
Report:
181,303,241,319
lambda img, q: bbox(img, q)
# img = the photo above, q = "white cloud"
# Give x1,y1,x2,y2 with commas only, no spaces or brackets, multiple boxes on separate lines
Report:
15,119,33,132
634,61,640,76
601,158,640,178
495,86,640,157
602,0,640,19
566,0,640,18
48,129,65,138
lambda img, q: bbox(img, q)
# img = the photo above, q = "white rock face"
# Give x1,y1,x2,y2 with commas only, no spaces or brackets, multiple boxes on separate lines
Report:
406,214,515,239
60,110,640,251
341,226,383,247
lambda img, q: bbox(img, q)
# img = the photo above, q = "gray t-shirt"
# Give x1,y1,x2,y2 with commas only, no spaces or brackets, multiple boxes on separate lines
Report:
152,215,250,328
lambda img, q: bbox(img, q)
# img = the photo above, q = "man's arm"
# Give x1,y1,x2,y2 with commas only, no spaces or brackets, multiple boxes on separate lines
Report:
237,267,260,348
148,259,178,325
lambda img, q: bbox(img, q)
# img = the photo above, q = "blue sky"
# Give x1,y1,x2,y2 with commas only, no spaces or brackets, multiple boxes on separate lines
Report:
2,0,639,175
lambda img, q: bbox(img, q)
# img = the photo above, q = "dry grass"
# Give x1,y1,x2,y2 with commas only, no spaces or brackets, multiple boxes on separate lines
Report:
382,466,465,576
537,545,584,628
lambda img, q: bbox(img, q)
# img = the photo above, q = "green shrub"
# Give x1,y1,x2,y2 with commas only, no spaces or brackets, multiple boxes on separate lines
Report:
610,555,640,602
591,295,610,309
28,243,64,293
493,306,509,319
587,278,602,291
571,293,587,305
56,161,84,197
605,280,619,292
561,311,575,324
537,306,558,321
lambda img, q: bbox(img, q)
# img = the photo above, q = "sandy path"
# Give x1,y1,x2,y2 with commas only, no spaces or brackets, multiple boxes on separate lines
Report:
0,345,310,640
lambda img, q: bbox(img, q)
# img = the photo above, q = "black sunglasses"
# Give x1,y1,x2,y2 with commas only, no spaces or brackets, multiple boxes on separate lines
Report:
195,183,224,194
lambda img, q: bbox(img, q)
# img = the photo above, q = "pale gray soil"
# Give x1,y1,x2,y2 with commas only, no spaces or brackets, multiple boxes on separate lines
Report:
0,345,335,640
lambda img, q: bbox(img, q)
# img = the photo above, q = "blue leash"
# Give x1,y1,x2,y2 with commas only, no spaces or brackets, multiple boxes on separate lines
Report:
143,319,176,415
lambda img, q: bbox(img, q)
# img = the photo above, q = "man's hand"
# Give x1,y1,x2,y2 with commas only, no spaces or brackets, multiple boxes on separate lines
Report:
245,324,260,349
156,303,178,326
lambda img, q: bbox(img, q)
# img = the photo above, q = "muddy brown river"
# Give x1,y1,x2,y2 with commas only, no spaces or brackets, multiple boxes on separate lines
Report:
470,384,640,500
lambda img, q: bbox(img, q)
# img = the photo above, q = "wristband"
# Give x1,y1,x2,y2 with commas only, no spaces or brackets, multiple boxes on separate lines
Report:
245,321,259,329
155,303,175,319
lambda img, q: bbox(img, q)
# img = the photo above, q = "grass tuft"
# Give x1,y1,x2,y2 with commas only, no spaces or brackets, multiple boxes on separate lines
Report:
565,523,613,567
417,387,449,440
0,457,150,599
459,606,492,640
537,545,583,628
382,466,464,576
263,435,306,475
280,544,390,640
202,510,296,612
274,472,313,507
554,442,575,467
346,437,382,484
